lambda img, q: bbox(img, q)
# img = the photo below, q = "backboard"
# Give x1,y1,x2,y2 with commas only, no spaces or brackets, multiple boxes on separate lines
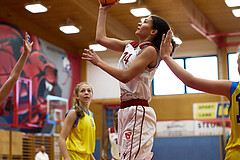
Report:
46,95,68,125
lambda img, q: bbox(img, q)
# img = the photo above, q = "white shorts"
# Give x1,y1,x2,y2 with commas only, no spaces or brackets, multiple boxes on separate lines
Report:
118,105,156,160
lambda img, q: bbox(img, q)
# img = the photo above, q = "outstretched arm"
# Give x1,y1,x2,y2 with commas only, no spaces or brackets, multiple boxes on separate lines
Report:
0,32,33,104
160,30,232,100
82,46,157,83
96,2,129,52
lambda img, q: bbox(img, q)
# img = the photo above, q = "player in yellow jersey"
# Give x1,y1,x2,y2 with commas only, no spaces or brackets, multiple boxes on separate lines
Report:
58,82,96,160
160,30,240,160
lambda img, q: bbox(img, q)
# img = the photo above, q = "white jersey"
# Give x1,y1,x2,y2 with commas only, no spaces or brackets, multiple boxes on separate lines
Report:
109,127,120,159
118,106,156,160
118,41,160,102
35,151,49,160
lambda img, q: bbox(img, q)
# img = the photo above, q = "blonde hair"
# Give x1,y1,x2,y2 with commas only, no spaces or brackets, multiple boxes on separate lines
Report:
74,82,93,118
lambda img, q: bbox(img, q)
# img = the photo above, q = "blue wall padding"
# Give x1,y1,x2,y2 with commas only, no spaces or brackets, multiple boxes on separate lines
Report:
93,139,101,159
152,136,221,160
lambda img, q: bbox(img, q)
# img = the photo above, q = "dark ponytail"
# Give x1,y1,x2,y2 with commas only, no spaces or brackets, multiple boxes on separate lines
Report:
170,38,178,57
74,98,85,118
151,15,177,56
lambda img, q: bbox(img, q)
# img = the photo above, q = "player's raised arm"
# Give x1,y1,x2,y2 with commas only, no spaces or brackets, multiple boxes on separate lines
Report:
0,32,33,104
160,30,232,100
96,1,129,52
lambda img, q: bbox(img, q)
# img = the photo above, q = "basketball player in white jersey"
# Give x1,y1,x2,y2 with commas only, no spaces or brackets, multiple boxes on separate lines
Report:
102,112,120,160
82,2,176,160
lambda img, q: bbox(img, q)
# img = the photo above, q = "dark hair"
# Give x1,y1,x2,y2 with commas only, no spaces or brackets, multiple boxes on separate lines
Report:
151,15,177,56
114,111,118,118
74,82,93,118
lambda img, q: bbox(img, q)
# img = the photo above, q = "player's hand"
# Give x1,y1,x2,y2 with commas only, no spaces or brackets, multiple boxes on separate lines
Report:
102,152,107,160
99,1,116,11
82,49,103,67
160,30,173,60
23,32,33,54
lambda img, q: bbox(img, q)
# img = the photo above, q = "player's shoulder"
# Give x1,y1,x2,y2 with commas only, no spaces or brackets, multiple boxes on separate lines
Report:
65,109,77,121
140,45,157,57
124,40,132,45
231,81,240,92
109,127,115,133
144,45,157,51
124,40,138,48
35,151,41,156
67,108,76,115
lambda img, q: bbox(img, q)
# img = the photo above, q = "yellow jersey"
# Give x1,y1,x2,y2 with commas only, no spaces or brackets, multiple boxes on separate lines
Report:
65,106,96,160
225,82,240,160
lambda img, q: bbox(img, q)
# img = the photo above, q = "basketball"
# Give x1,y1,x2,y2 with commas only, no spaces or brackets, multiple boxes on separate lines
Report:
99,0,119,6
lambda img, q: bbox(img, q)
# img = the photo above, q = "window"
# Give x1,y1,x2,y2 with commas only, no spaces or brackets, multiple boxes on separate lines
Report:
228,52,240,81
185,56,218,93
153,56,218,95
153,59,185,95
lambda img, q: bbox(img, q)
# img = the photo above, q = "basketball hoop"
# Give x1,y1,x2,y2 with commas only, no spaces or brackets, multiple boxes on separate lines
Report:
57,119,64,125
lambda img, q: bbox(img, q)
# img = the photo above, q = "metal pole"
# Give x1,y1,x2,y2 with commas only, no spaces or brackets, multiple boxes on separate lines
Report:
218,47,226,148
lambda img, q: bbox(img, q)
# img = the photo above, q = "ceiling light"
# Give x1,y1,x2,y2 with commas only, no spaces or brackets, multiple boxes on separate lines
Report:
59,25,80,34
130,8,151,17
232,9,240,17
225,0,240,7
25,3,48,13
89,44,107,51
141,17,147,22
119,0,136,4
172,37,182,45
